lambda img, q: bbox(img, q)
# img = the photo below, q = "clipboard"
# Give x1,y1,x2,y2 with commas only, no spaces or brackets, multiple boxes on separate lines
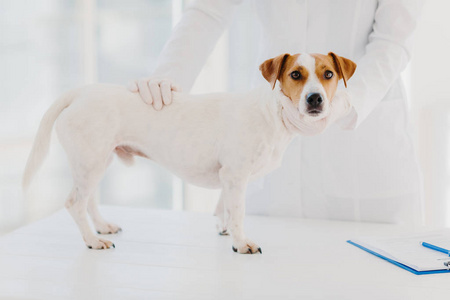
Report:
348,232,450,275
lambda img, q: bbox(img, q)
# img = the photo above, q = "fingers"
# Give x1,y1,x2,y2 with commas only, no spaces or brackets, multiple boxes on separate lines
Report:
329,90,351,120
171,82,182,92
137,79,153,105
127,81,138,92
129,78,179,110
149,81,163,110
160,80,173,106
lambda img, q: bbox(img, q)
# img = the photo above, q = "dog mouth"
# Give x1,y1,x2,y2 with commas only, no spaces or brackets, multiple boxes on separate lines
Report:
307,109,322,116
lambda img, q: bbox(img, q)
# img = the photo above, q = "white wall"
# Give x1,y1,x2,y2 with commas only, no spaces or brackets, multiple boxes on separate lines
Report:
0,0,180,234
2,0,450,233
410,0,450,226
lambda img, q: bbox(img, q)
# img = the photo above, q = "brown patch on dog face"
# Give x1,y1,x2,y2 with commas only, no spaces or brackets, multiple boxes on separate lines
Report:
327,52,357,88
259,53,290,89
310,53,340,102
260,53,309,106
277,54,309,107
259,52,356,106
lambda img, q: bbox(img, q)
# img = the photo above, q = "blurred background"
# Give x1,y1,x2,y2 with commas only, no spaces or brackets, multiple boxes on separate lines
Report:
0,0,449,234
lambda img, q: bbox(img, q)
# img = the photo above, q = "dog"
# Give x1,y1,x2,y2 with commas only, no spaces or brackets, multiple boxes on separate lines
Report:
23,52,356,254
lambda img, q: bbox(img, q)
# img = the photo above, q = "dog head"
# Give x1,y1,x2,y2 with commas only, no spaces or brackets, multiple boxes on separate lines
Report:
259,52,356,120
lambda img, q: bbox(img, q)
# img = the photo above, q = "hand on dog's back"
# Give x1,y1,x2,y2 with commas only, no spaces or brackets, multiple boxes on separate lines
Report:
128,77,182,111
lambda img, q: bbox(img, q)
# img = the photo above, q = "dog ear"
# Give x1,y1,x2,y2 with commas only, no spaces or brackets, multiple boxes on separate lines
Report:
259,53,290,90
328,52,357,88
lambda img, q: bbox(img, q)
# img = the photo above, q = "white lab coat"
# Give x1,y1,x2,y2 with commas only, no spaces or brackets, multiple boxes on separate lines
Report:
153,0,424,224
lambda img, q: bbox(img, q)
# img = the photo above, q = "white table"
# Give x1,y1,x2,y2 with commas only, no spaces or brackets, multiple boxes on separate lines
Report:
0,206,449,300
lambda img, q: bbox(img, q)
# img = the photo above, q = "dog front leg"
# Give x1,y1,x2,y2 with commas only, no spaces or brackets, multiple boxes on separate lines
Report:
219,168,261,254
214,197,229,235
88,192,122,235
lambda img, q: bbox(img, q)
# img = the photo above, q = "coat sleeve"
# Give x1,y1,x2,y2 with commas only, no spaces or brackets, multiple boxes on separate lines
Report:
342,0,423,129
152,0,242,91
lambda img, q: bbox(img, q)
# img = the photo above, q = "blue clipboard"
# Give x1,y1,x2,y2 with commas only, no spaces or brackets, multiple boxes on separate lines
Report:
347,240,450,275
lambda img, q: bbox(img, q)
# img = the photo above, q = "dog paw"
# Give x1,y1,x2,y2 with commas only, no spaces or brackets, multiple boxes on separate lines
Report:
232,239,262,254
219,229,229,236
95,222,122,235
85,237,115,250
216,224,229,236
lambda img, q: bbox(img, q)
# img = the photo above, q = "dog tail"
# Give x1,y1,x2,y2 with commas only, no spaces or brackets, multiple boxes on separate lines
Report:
22,89,78,189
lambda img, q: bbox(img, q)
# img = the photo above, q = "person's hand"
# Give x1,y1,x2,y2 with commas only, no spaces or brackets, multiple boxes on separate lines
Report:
327,90,358,130
327,90,352,124
128,77,182,110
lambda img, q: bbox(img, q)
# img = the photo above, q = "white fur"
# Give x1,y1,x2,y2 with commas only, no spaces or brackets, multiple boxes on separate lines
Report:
296,54,330,122
23,65,338,253
23,84,294,253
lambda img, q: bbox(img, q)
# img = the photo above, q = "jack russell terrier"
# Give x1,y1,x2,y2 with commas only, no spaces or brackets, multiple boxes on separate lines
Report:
23,52,356,254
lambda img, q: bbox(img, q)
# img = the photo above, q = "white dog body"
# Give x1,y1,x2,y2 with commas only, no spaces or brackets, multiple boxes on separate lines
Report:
56,84,293,189
23,53,356,253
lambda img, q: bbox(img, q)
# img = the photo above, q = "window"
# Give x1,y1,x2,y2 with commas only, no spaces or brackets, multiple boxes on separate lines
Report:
4,0,447,233
0,0,258,234
0,0,186,233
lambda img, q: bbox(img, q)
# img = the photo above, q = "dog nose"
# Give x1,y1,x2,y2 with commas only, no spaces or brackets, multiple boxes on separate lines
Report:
306,93,322,107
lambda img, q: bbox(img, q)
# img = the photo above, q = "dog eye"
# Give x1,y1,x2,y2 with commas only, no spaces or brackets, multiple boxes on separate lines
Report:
290,71,301,80
324,71,333,79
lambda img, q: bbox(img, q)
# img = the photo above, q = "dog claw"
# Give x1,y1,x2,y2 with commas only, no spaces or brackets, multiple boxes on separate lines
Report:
231,238,260,254
95,223,121,234
85,237,114,250
232,246,237,252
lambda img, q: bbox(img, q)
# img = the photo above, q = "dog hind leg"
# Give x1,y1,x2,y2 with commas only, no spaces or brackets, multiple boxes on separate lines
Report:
65,162,114,249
